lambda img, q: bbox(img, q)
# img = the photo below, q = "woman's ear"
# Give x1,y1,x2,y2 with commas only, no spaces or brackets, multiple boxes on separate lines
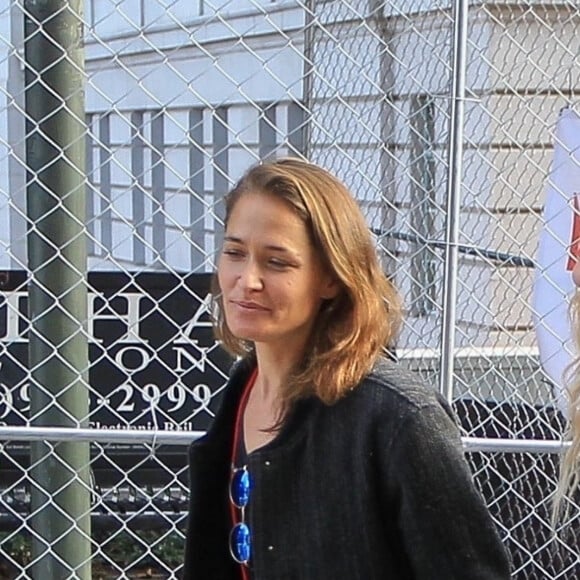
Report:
320,277,340,300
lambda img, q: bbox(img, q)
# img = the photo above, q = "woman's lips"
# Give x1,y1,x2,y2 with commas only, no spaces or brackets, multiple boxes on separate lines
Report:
231,300,270,311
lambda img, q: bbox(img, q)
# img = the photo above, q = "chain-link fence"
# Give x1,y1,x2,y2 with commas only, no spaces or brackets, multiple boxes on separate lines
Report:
1,0,579,577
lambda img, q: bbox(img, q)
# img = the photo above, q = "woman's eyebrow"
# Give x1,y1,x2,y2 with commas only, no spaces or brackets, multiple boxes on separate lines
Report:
224,235,242,243
224,235,299,256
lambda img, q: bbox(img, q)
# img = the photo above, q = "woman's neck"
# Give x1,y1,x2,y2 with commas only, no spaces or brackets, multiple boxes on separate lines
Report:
242,345,299,452
252,342,302,403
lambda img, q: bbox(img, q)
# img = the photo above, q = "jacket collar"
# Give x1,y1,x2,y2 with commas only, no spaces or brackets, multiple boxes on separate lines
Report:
194,357,316,456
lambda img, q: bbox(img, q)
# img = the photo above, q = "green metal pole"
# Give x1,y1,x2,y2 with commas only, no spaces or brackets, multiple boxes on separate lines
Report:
24,1,91,578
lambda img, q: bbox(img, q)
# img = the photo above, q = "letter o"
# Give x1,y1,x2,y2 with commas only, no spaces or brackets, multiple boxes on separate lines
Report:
114,346,151,373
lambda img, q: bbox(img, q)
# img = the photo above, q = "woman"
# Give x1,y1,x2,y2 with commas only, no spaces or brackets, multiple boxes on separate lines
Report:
183,157,510,579
553,259,580,523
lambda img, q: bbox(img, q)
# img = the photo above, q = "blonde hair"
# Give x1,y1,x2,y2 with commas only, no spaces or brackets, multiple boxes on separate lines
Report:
213,157,402,406
553,289,580,525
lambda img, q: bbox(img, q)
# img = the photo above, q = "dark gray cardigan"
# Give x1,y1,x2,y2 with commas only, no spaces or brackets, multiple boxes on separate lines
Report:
183,358,511,579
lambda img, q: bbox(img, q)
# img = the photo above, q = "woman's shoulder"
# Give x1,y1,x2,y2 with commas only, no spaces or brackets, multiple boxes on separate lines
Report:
322,357,459,444
356,356,445,412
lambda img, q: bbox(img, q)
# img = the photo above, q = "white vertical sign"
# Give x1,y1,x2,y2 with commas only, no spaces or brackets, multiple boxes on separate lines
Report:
533,107,580,416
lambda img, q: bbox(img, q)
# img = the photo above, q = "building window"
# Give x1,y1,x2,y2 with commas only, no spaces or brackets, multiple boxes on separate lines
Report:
409,95,437,317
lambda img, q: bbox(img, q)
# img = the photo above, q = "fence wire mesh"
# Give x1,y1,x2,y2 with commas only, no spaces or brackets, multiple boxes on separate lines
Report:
1,0,580,577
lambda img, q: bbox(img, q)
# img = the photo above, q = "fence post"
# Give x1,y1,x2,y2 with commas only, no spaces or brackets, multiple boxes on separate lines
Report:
24,0,91,578
439,0,469,402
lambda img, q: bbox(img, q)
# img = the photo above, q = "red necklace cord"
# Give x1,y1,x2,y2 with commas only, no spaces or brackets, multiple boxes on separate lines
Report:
229,368,258,580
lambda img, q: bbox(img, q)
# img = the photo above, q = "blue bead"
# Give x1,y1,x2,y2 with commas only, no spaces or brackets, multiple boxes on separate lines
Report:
230,522,251,563
231,468,251,507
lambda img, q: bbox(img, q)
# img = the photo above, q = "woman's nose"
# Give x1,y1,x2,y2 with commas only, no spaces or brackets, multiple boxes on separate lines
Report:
572,258,580,287
238,261,264,290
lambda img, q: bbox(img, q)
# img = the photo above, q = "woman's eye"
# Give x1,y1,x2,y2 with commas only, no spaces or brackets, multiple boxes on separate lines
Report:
268,259,290,269
223,249,244,258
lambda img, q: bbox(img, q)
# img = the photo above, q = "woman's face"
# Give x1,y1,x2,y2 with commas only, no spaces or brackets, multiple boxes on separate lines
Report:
217,192,337,357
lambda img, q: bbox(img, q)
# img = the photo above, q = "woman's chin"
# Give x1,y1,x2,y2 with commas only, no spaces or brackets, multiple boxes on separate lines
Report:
229,326,267,344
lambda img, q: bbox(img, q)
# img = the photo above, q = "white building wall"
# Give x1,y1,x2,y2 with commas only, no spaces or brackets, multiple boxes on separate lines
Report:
362,3,575,357
0,0,576,378
0,4,26,270
83,0,306,272
0,8,10,269
455,4,574,352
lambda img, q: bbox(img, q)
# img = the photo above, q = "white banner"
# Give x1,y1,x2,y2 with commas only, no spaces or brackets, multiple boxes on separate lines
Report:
533,107,580,416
